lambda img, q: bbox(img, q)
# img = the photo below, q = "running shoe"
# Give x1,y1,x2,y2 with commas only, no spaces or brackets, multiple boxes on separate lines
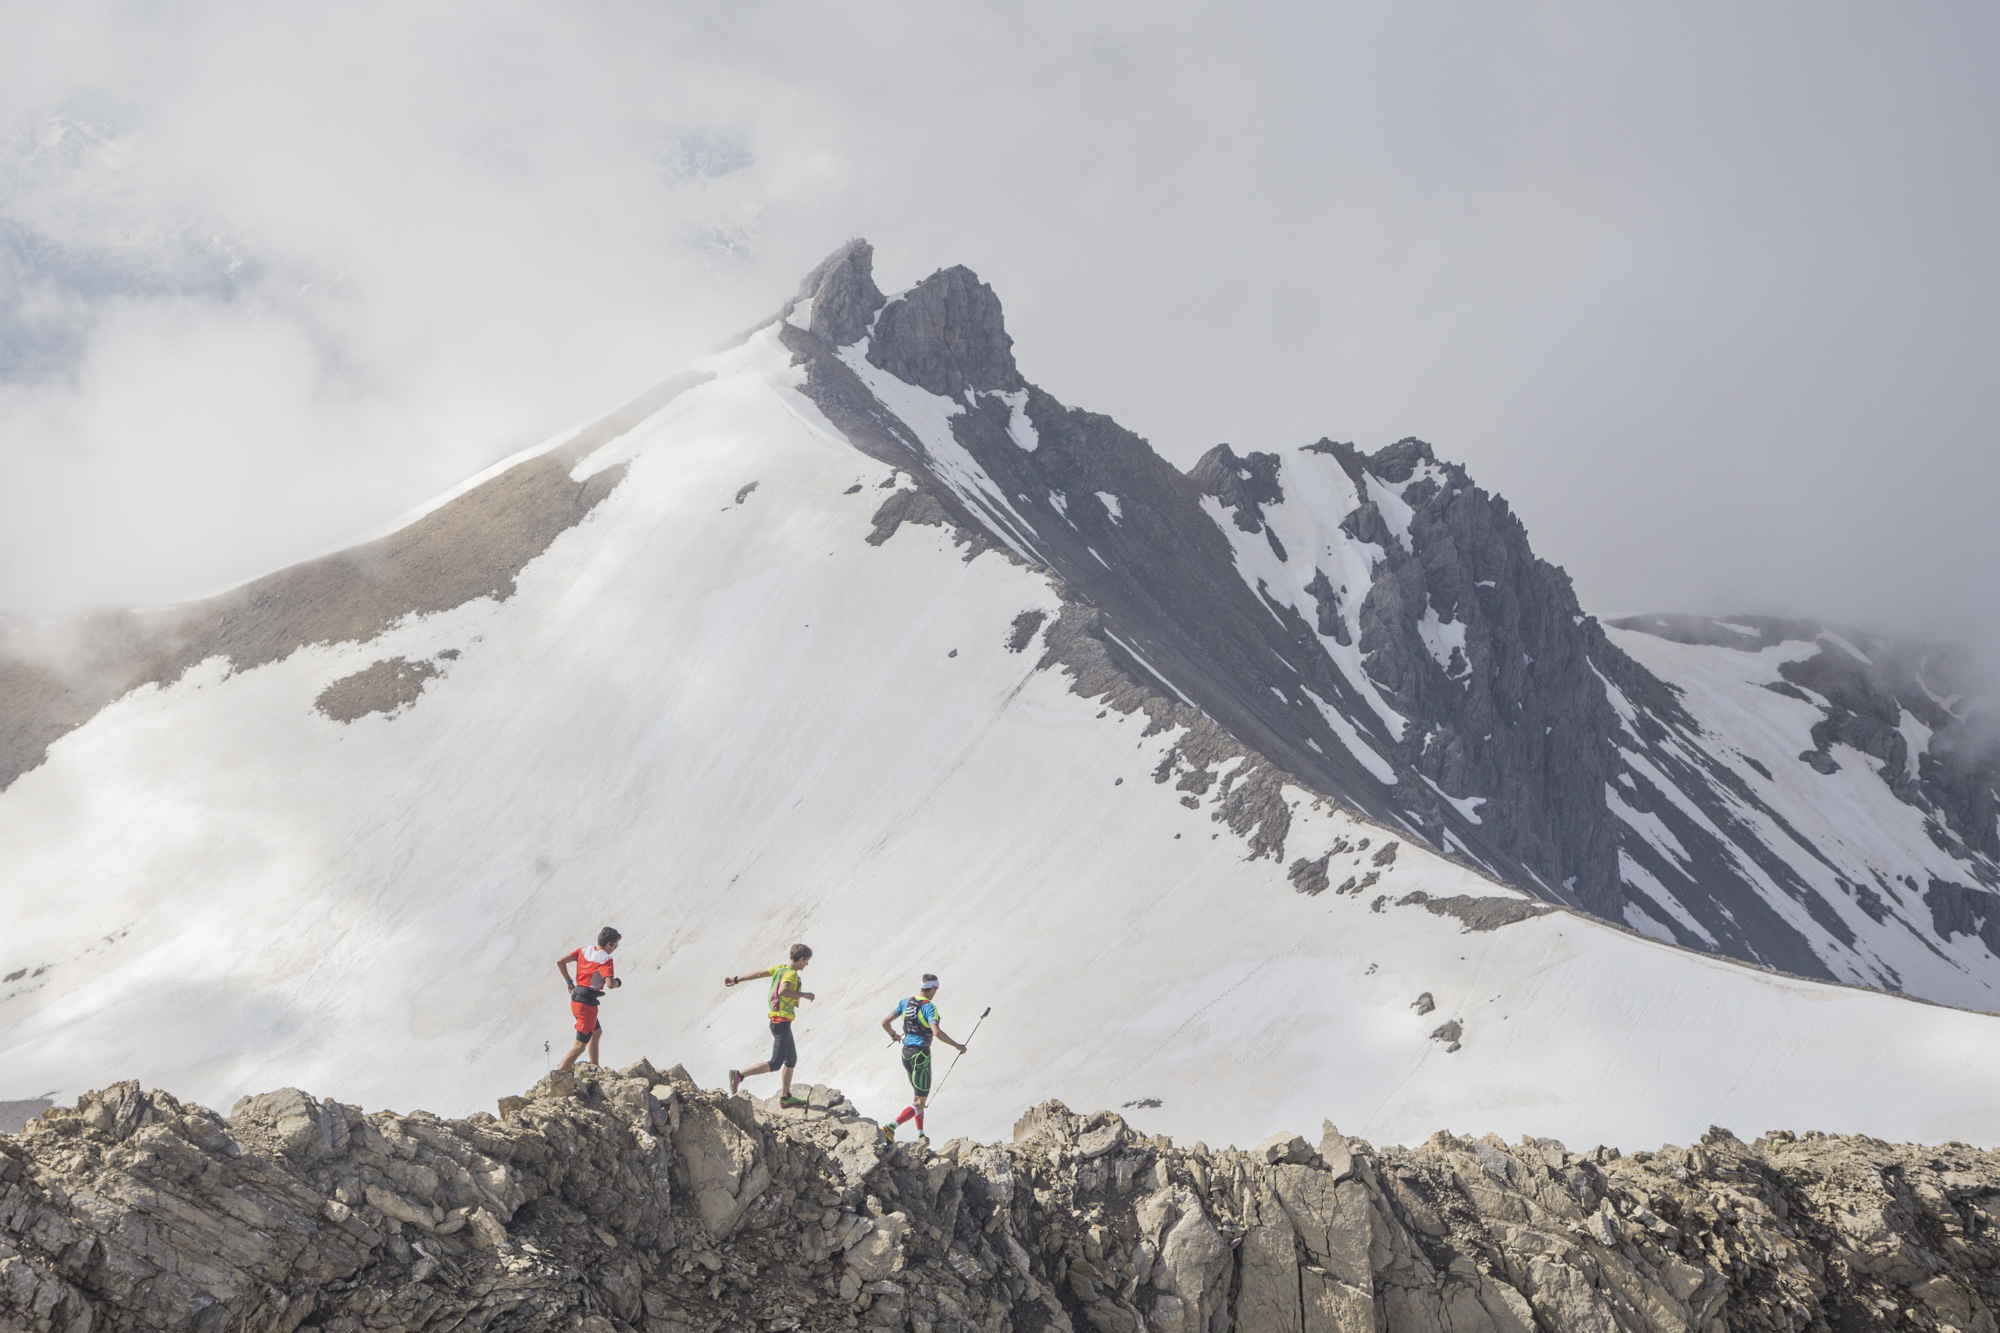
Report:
728,1070,743,1095
780,1095,810,1109
880,1123,897,1144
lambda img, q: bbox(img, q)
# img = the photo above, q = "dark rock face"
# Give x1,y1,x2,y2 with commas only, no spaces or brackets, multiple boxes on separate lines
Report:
792,305,1424,854
866,267,1023,400
11,1069,2000,1333
783,246,1652,898
1303,438,1634,911
1927,878,2000,957
782,241,2000,996
1187,445,1284,533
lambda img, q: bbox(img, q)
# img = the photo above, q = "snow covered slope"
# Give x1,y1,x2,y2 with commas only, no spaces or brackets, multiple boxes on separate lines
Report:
4,243,2000,1154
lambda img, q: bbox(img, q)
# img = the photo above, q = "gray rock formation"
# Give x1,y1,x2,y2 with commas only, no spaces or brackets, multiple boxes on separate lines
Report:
8,1067,2000,1333
794,240,886,350
865,267,1024,400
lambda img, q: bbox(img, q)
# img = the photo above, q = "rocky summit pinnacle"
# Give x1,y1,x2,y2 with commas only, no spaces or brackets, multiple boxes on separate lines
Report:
788,243,1024,400
793,238,885,349
866,265,1023,399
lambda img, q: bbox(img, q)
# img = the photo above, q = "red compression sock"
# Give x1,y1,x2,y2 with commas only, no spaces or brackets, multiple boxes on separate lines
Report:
896,1107,916,1125
914,1109,925,1132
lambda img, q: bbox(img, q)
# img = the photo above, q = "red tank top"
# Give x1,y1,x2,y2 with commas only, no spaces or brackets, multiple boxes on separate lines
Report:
570,946,615,992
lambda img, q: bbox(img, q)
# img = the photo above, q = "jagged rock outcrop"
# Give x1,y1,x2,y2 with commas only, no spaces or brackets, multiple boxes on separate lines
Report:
866,267,1024,400
796,240,888,350
8,1067,2000,1333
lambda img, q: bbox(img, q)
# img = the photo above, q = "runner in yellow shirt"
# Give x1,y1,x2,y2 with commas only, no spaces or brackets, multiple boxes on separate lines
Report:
724,943,815,1108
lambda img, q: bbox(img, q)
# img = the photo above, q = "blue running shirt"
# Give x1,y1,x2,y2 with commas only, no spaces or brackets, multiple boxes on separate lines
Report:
892,997,939,1048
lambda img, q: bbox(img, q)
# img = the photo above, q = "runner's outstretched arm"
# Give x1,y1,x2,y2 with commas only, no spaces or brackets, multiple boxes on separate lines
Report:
723,967,775,987
933,1024,968,1054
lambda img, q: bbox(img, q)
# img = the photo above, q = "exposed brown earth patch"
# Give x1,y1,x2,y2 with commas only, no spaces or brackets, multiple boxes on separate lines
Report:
1396,889,1556,931
865,488,952,547
315,658,441,724
1005,609,1047,654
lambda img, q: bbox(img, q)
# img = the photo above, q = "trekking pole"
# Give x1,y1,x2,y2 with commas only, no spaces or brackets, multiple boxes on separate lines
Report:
929,1008,989,1102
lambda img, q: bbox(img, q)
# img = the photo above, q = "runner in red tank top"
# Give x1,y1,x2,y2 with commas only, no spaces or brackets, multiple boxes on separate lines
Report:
556,927,622,1071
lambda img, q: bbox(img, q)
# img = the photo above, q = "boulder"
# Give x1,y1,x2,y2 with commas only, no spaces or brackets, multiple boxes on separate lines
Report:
670,1097,771,1238
844,1212,908,1283
1154,1192,1229,1333
1257,1131,1315,1165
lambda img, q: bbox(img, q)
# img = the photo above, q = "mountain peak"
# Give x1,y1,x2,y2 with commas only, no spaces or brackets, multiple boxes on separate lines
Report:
792,238,886,348
787,243,1023,399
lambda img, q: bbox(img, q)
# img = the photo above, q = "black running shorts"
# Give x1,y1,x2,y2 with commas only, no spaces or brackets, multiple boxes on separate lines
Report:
901,1045,932,1097
769,1021,798,1069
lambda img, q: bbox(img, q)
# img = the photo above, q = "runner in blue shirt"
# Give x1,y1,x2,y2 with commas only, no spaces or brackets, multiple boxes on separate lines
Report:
879,973,966,1145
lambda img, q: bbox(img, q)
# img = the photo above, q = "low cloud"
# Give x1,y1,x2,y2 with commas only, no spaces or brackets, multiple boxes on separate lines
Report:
1,0,1995,679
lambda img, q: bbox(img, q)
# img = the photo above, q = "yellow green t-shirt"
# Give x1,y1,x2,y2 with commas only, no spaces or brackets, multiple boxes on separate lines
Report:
768,965,801,1022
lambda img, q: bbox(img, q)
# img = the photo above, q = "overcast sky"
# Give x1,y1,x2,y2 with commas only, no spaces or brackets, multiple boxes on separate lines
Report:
3,1,1996,661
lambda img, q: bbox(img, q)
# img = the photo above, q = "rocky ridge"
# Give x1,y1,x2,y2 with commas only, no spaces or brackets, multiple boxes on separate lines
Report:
6,1064,2000,1333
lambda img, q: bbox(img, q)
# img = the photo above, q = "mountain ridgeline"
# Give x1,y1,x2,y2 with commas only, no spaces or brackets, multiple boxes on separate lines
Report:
9,1064,2000,1333
783,240,2000,1002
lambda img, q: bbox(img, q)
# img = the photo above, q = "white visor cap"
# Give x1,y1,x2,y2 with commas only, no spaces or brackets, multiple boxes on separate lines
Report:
921,975,940,989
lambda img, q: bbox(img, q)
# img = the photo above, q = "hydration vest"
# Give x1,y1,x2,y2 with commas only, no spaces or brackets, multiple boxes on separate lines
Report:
902,997,935,1049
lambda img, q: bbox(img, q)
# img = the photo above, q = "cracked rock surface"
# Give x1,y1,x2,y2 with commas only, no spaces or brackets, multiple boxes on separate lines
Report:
7,1065,2000,1333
